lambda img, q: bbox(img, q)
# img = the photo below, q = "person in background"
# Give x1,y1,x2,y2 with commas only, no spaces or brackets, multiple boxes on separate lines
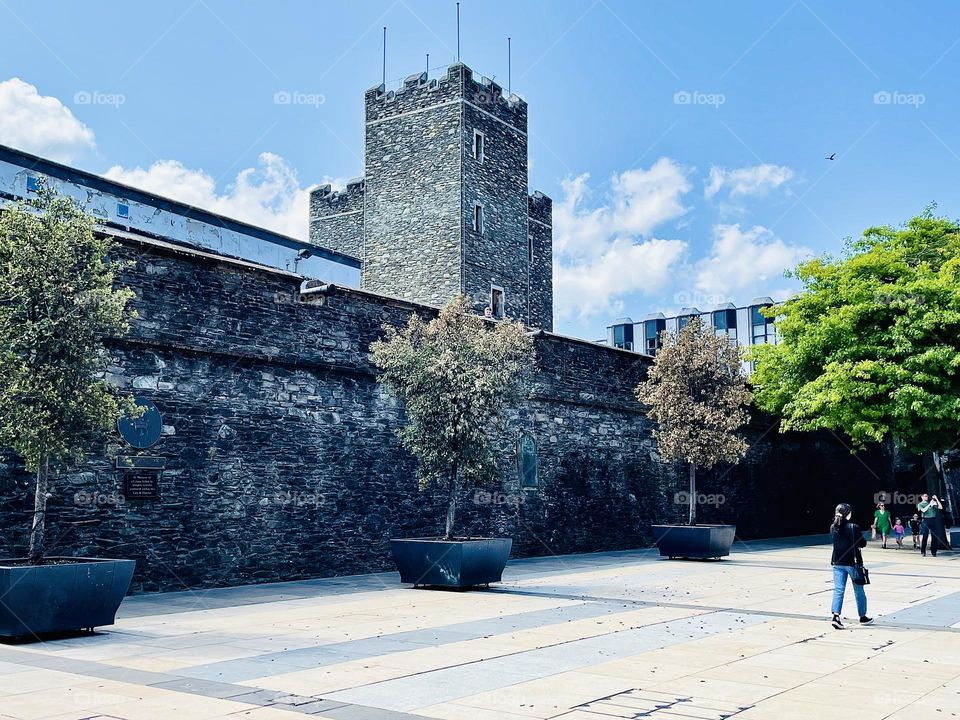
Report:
483,306,493,319
873,502,892,549
892,517,905,549
909,514,922,549
918,494,944,557
830,502,873,629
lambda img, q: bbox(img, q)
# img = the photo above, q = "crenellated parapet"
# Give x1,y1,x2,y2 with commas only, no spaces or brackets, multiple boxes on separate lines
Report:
309,178,365,261
365,63,528,133
528,191,552,226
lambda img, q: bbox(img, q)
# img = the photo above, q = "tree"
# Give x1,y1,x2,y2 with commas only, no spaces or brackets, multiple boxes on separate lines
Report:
636,318,752,525
370,294,534,539
0,186,136,563
750,212,960,492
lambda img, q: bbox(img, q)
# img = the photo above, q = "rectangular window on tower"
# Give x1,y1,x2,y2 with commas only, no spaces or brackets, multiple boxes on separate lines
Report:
528,235,533,262
472,130,484,162
490,285,505,319
473,204,484,234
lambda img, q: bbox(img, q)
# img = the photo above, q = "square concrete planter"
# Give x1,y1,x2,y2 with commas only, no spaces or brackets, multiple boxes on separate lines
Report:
652,524,736,560
0,557,136,639
390,538,512,588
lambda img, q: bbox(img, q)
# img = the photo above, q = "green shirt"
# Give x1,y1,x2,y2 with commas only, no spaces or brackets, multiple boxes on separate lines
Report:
918,500,938,518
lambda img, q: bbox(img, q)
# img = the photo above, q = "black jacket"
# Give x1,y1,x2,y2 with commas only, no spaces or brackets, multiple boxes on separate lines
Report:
831,522,866,566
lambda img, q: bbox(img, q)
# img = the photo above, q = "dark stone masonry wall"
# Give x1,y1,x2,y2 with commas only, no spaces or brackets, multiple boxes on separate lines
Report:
309,180,364,261
528,193,553,331
0,238,883,592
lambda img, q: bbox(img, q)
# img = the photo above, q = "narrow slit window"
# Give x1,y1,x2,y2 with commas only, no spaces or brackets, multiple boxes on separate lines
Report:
528,235,533,262
490,286,505,319
473,130,484,162
117,203,130,219
473,204,484,234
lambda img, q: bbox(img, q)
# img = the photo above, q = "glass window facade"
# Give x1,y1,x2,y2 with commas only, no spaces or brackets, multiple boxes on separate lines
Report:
612,323,634,350
643,318,666,354
713,308,738,341
751,305,775,345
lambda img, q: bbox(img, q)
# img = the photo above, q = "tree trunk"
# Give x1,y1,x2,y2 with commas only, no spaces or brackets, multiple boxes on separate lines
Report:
688,462,697,526
881,432,896,494
444,462,459,540
28,455,49,565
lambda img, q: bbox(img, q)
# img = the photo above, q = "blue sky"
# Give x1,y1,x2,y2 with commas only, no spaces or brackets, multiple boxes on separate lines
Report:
1,1,958,339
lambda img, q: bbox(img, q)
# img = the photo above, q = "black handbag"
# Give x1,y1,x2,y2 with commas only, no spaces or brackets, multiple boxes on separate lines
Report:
852,531,870,585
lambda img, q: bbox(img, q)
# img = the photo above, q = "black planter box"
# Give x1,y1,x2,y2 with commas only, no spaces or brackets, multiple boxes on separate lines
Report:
0,557,136,639
390,538,512,588
652,524,736,560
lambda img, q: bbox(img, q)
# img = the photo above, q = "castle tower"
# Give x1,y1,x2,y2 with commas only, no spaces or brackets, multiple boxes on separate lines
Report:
310,63,553,330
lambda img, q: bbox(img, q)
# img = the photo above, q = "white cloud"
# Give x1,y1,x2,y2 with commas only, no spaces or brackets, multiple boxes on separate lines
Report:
704,163,793,200
0,78,95,162
694,223,811,300
553,158,692,322
105,152,320,239
555,237,687,322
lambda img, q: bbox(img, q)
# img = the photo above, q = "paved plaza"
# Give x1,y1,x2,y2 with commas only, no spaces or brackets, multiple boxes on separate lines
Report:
1,536,959,720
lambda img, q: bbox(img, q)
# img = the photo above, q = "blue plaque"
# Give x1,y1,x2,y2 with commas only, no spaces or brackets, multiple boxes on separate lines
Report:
117,398,162,449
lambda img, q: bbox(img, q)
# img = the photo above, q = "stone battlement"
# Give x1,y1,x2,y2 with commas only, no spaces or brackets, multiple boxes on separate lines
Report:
311,178,365,217
365,63,528,132
528,191,553,226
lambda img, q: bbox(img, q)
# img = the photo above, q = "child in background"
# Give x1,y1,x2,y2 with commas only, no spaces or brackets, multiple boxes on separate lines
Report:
893,517,905,549
909,514,922,549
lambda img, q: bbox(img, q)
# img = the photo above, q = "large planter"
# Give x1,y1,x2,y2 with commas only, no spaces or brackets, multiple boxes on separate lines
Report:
652,524,736,560
390,538,512,588
0,557,136,639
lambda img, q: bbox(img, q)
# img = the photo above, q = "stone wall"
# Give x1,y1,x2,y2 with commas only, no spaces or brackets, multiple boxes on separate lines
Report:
0,237,884,592
362,71,463,305
461,91,528,323
309,180,364,261
528,193,553,331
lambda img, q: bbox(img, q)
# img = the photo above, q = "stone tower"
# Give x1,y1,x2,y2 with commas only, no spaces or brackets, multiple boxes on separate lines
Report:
310,63,553,330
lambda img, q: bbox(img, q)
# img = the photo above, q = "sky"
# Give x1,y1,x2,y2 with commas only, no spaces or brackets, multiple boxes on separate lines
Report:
1,1,958,340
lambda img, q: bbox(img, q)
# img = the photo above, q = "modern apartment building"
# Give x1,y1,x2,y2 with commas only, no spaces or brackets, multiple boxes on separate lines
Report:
606,297,779,371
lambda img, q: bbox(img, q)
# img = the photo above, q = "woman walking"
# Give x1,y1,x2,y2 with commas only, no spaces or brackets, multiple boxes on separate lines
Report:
830,502,873,629
873,501,893,549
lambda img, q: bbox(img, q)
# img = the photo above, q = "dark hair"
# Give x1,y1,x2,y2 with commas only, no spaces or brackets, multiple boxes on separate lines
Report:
833,502,852,529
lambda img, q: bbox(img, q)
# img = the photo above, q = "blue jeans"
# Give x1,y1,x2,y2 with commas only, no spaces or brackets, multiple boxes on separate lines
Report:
832,565,867,617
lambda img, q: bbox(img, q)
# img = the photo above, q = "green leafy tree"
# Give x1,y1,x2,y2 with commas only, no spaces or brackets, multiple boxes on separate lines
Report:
636,318,752,525
370,294,534,539
751,212,960,485
0,186,136,563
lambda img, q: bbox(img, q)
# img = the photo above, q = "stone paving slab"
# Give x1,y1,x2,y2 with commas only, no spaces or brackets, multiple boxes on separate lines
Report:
1,536,959,719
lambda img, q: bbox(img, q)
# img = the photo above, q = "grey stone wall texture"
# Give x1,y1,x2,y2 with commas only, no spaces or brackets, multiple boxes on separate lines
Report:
0,237,884,593
310,63,553,330
308,179,364,261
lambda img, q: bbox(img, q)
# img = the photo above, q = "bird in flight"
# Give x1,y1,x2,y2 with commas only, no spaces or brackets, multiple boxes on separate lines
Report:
825,153,837,160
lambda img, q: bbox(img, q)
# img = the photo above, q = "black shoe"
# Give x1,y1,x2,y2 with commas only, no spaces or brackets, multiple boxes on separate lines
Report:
831,613,844,629
859,616,874,625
